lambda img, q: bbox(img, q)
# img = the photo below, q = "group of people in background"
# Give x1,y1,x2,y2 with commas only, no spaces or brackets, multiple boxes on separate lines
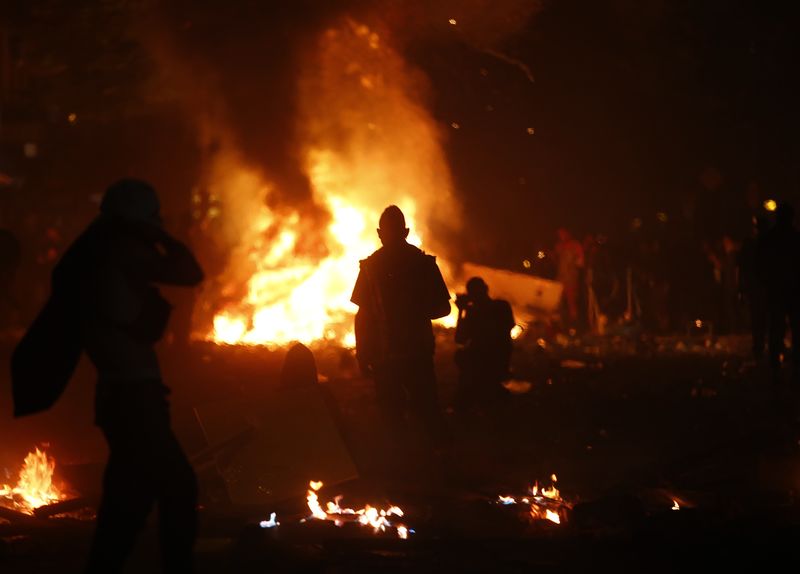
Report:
547,202,800,382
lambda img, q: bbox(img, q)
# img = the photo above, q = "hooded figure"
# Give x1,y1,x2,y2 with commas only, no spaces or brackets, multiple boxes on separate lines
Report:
14,178,204,573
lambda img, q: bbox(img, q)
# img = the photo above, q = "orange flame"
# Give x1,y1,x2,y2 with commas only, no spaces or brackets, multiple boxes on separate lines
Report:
0,448,67,514
200,18,460,347
498,473,570,525
305,480,409,538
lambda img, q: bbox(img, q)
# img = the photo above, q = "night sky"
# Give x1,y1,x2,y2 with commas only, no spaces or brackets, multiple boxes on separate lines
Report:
1,0,798,268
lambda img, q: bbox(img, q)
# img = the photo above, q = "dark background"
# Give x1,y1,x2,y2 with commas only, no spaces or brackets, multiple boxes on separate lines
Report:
1,0,798,268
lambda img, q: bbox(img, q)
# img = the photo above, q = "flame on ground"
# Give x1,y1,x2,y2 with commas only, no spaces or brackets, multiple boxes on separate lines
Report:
497,473,571,525
305,480,410,538
0,448,68,515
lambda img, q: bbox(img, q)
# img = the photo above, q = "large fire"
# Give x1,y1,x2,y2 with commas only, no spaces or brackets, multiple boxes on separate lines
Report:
1,448,68,515
200,18,460,347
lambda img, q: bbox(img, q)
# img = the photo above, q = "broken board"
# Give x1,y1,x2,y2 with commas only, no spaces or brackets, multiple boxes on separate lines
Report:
194,385,359,506
462,262,564,318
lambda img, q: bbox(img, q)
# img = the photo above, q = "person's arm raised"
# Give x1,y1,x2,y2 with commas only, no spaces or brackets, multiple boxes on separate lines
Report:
123,223,204,286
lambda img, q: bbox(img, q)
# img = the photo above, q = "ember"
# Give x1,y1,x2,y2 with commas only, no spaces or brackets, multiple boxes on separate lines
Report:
304,480,410,538
497,474,571,525
0,448,68,515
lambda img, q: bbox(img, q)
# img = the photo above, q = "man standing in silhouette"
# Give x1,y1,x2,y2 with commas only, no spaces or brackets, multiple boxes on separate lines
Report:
757,203,800,382
60,179,204,573
454,277,515,413
351,205,451,444
555,227,585,328
739,216,769,361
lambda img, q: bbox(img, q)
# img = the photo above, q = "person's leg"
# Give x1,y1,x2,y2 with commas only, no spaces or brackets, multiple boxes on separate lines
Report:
751,292,767,360
767,298,787,376
789,298,800,385
372,366,407,436
405,358,449,447
156,432,198,574
454,351,479,413
85,428,157,574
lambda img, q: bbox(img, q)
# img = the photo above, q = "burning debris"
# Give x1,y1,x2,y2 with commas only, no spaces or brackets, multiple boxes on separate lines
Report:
303,480,411,539
0,448,68,515
195,17,461,348
497,474,572,525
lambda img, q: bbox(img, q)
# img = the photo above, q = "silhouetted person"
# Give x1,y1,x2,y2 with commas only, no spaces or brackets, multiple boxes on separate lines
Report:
280,342,319,388
555,227,584,328
351,205,451,445
720,235,741,334
454,277,515,412
62,179,204,573
278,342,348,446
739,216,769,360
757,203,800,381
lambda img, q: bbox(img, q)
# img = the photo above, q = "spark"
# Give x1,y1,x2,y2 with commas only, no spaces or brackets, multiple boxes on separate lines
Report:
448,18,457,25
764,199,777,212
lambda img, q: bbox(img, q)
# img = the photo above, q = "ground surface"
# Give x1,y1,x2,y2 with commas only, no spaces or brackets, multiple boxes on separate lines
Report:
2,331,800,572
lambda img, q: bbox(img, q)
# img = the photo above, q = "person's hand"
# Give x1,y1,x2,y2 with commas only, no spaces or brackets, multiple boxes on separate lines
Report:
455,293,470,311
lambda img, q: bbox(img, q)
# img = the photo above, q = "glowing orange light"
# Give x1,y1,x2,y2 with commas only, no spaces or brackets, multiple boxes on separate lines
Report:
764,199,777,212
201,18,461,348
497,473,569,525
305,480,409,537
0,448,67,514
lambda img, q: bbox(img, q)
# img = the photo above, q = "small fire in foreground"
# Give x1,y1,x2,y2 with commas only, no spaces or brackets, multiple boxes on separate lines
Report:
497,473,571,525
305,480,410,538
0,448,68,514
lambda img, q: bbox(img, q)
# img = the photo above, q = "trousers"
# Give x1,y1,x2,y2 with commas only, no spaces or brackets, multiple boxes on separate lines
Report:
373,356,448,445
86,381,197,573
